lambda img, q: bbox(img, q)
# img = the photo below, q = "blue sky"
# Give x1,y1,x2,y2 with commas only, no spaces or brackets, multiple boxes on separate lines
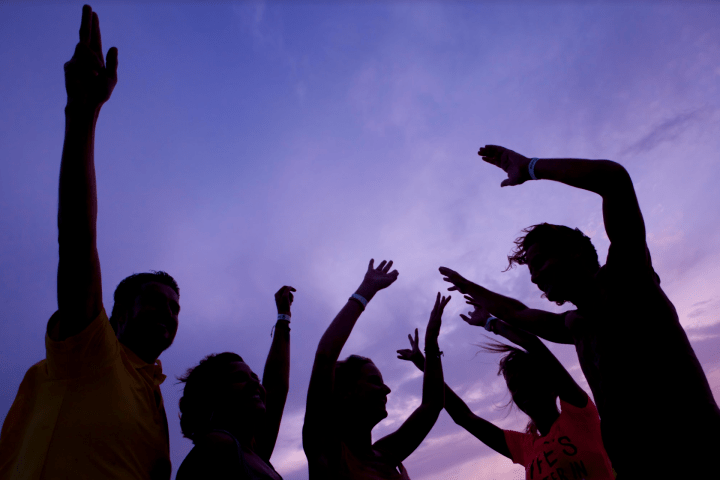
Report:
1,2,720,479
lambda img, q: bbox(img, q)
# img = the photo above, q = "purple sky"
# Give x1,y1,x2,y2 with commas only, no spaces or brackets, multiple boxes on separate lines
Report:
2,2,720,479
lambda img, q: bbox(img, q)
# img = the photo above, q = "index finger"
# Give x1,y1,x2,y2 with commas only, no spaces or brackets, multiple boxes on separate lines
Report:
79,5,92,45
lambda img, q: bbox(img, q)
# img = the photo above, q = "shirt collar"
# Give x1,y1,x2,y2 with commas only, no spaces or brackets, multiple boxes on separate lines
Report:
122,344,167,387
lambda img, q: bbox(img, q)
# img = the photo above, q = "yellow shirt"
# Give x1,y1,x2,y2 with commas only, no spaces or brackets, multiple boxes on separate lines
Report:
0,309,171,480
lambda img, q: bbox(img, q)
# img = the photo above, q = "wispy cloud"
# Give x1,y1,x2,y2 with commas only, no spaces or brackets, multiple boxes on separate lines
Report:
622,107,713,155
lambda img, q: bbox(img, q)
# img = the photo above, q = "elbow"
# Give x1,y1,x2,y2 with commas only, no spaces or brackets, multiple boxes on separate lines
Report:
599,161,633,191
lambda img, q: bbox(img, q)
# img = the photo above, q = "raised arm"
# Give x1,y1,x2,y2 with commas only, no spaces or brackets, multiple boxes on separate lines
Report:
373,294,448,464
55,5,118,340
479,145,646,255
462,299,587,408
303,260,398,460
439,267,572,344
256,286,295,462
396,326,511,459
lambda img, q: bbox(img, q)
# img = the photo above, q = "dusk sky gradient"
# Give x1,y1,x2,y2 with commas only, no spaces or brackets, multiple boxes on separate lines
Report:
2,2,720,479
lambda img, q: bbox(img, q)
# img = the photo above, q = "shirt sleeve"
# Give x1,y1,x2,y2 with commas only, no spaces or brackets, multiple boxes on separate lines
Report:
559,395,602,430
503,429,531,466
44,308,120,380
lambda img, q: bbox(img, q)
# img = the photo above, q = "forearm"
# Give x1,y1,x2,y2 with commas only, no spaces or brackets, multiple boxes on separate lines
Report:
57,107,103,324
257,321,290,460
444,385,478,428
315,284,375,361
421,353,444,410
491,320,546,353
467,285,528,321
533,158,630,198
445,383,510,457
262,320,290,399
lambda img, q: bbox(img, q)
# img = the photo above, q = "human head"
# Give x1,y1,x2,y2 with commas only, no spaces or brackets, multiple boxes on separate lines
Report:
483,341,558,435
178,352,266,443
110,271,180,362
334,355,391,429
506,223,599,305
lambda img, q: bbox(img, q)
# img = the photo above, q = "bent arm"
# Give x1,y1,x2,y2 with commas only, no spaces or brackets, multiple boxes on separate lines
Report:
532,159,646,254
256,320,290,462
374,351,444,463
373,294,448,463
304,261,398,459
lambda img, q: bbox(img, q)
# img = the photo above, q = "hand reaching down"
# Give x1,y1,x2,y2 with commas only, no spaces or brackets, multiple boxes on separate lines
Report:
478,145,531,187
460,297,492,328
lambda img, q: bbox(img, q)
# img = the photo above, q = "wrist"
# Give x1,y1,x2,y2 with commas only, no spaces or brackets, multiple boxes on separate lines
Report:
354,284,376,303
65,101,101,119
276,313,291,321
527,157,540,180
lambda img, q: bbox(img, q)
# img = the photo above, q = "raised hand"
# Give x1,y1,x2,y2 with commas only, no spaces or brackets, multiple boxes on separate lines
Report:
439,267,478,296
275,286,296,316
460,297,492,328
478,145,531,187
425,293,451,348
64,5,118,111
360,259,399,294
397,328,424,370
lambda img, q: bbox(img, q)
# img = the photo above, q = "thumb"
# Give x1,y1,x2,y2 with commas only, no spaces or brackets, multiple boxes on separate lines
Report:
500,179,512,187
106,47,118,80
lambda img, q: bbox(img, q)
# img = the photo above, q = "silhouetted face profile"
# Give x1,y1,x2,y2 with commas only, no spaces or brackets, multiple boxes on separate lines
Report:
117,281,180,361
347,362,392,427
526,243,591,305
217,361,267,418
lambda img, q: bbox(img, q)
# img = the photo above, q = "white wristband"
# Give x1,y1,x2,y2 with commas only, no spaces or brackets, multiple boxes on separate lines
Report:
528,158,540,180
484,316,499,332
277,314,291,322
351,293,368,309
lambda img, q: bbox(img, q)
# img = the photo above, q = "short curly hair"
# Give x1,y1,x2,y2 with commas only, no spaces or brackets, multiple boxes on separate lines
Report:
506,223,599,272
177,352,244,442
109,271,179,334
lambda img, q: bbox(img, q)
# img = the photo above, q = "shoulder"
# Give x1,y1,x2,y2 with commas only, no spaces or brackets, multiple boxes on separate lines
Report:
199,431,239,450
559,394,600,423
44,308,120,379
179,433,242,478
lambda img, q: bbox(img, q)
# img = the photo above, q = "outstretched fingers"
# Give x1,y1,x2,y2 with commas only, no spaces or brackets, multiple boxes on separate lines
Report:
382,260,393,273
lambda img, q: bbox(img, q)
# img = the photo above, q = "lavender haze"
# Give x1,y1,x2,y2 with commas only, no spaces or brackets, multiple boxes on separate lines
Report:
1,2,719,479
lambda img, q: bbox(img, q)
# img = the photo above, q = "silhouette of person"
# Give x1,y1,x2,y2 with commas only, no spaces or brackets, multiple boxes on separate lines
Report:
439,145,720,478
0,6,179,479
175,286,295,479
399,299,615,480
303,260,448,479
